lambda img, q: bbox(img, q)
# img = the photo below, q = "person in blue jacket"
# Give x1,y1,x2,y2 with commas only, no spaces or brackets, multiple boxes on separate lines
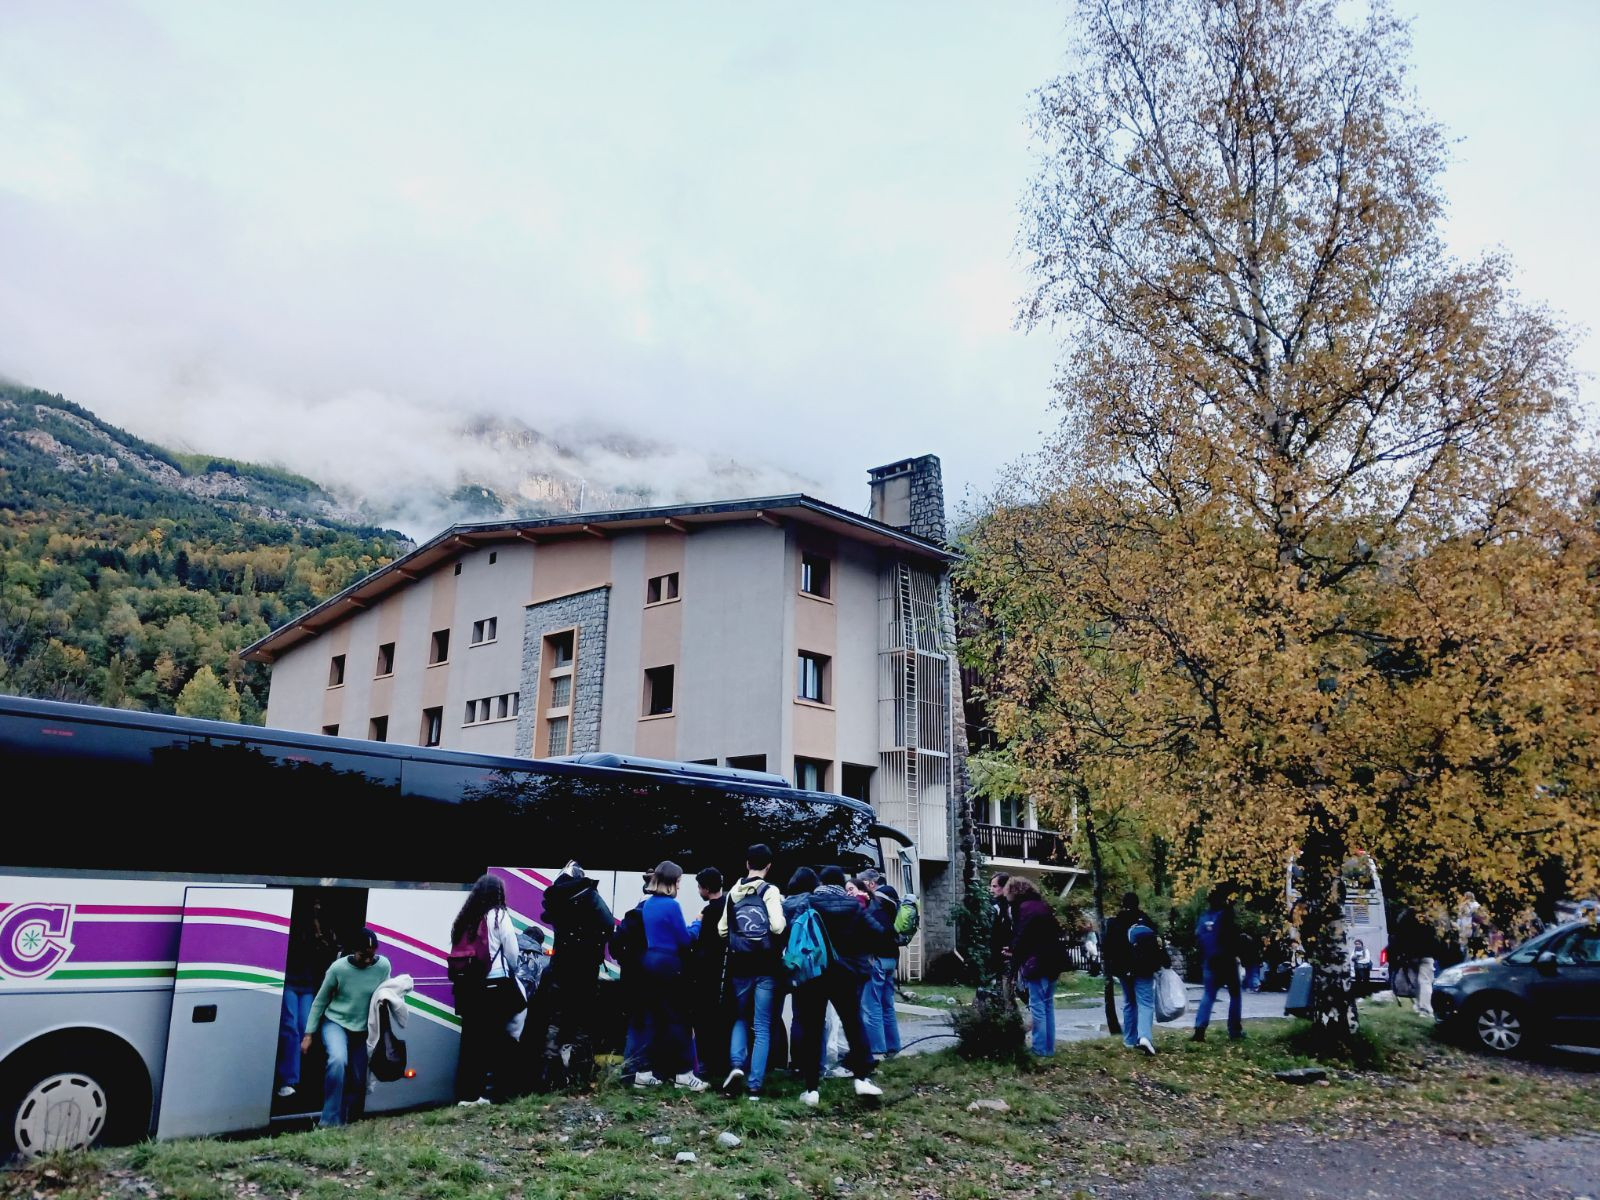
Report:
630,861,708,1091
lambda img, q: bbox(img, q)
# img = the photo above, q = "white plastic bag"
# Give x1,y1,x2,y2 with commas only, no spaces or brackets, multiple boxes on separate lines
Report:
1154,968,1187,1022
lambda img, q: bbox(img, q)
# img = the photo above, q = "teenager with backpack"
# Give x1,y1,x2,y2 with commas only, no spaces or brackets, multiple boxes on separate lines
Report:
717,843,787,1098
301,929,390,1127
1005,877,1064,1057
449,874,527,1105
858,872,903,1060
808,865,883,1098
1125,900,1165,1056
631,861,708,1091
1192,885,1243,1042
532,860,613,1090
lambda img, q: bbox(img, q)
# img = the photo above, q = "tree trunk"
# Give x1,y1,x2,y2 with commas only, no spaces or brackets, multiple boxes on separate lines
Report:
1081,787,1121,1036
1298,802,1358,1050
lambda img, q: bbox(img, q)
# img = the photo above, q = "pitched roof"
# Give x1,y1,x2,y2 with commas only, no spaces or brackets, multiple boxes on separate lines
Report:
242,493,953,662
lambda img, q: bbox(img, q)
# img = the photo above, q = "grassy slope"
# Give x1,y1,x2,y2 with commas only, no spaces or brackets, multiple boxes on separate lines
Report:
5,1008,1595,1200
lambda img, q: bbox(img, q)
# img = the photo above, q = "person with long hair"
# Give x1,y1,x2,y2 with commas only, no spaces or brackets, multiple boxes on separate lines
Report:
451,873,525,1104
1005,877,1064,1057
632,861,708,1090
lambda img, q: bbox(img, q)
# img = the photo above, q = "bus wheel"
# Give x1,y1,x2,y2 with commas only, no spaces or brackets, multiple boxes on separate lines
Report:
1,1038,149,1160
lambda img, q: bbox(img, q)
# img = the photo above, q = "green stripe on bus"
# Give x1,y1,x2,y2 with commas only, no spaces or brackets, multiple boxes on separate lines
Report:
405,994,462,1028
175,968,283,986
50,967,178,980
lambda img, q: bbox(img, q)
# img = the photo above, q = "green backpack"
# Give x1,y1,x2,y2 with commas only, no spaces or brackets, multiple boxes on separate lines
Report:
894,896,921,946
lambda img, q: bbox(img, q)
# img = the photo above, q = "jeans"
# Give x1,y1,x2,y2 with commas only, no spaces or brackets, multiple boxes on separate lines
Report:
319,1023,368,1126
1195,959,1242,1037
1119,975,1155,1046
1023,975,1057,1056
728,975,777,1092
275,983,315,1089
861,956,902,1056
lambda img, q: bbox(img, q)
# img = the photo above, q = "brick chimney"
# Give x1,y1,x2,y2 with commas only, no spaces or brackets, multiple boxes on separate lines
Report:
868,455,946,544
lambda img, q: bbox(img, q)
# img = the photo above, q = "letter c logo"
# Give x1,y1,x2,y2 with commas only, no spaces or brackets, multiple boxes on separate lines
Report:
0,903,75,979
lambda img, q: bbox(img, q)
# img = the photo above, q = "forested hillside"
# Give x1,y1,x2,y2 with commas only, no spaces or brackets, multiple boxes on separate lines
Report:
0,385,407,722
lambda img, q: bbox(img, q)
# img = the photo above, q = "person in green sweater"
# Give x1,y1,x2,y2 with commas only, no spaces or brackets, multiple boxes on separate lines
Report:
300,929,391,1126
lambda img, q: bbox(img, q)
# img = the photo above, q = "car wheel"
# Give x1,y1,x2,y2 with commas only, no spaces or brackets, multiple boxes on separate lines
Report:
1469,998,1526,1055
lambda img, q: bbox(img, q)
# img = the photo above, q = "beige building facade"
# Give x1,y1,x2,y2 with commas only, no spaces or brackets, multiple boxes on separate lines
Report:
246,458,967,974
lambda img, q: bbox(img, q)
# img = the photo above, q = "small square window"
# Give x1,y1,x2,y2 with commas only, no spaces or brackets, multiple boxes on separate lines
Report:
421,706,442,747
647,572,680,604
453,561,462,576
375,642,395,676
801,554,831,599
841,763,874,803
546,715,570,756
644,665,675,717
797,651,830,704
328,655,346,687
489,551,497,565
794,756,830,791
464,700,478,725
321,724,340,737
471,618,497,645
549,675,572,708
496,694,510,720
430,629,450,665
548,631,575,667
369,715,389,742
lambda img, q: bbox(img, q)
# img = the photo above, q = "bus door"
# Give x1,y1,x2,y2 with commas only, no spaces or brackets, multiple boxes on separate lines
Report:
362,886,469,1113
155,886,292,1139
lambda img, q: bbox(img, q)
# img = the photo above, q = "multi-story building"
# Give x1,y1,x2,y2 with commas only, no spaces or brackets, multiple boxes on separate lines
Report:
244,456,967,975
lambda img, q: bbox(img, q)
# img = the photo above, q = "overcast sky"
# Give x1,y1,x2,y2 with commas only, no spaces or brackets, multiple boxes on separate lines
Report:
1,2,1595,527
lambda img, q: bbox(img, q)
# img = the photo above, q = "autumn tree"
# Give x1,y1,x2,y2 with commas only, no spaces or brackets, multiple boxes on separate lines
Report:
963,0,1599,1041
175,664,243,723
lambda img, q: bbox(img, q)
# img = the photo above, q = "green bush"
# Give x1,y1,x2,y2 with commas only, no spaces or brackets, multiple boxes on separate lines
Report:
950,991,1027,1064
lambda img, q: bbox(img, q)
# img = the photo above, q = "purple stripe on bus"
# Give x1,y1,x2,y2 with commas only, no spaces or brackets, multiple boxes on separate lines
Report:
491,868,547,927
63,920,182,965
176,922,289,974
370,940,457,1012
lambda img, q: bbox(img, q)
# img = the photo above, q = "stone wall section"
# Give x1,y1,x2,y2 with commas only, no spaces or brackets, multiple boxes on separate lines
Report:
516,585,610,757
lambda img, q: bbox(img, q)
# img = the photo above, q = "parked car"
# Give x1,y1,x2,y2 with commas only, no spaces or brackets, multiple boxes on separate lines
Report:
1432,919,1600,1055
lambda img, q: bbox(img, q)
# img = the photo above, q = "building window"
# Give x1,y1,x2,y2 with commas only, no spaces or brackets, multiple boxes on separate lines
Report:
369,715,389,742
328,655,346,687
420,707,442,747
643,665,675,717
797,651,830,704
539,629,578,756
321,724,339,737
429,629,450,665
646,572,680,604
549,675,572,708
549,630,575,667
727,754,768,773
546,715,570,756
463,699,479,724
375,642,395,676
800,553,831,599
794,756,830,791
489,552,497,565
841,763,874,804
996,793,1026,828
471,617,498,645
464,693,519,726
453,562,462,576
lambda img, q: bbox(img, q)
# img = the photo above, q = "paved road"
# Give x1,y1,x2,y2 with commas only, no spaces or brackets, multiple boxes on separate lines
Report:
893,982,1292,1054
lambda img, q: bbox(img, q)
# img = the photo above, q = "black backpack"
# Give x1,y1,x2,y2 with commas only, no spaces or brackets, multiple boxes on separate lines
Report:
729,882,775,955
369,1002,407,1083
611,905,648,967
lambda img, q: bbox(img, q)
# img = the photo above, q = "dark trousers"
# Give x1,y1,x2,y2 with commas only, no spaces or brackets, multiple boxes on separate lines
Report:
639,960,692,1078
692,984,731,1081
535,974,599,1088
456,992,522,1101
793,969,875,1090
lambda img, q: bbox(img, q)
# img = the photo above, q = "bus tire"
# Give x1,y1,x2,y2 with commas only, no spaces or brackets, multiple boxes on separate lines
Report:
0,1032,152,1160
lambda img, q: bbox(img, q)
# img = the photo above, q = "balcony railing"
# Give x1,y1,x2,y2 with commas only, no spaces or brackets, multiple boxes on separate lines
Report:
976,822,1074,866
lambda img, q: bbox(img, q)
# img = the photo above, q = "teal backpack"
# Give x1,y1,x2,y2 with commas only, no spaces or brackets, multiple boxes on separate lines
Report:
783,907,833,985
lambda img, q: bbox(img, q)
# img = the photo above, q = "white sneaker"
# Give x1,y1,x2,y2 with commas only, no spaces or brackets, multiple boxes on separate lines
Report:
674,1072,708,1092
853,1077,883,1097
800,1090,820,1107
633,1071,662,1088
456,1096,491,1107
721,1067,746,1094
1138,1037,1157,1057
275,1085,296,1098
828,1065,853,1079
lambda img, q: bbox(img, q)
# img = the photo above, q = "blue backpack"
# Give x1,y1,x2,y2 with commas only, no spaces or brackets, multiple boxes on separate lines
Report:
783,908,833,984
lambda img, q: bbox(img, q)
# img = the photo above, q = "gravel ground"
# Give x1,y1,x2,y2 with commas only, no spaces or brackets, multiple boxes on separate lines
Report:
1087,1127,1600,1199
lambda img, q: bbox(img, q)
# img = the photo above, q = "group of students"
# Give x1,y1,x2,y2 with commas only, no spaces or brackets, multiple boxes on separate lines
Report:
615,845,919,1105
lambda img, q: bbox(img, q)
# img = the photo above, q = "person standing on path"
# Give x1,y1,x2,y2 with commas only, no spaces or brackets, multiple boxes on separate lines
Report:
858,871,903,1060
718,844,787,1098
301,929,391,1127
809,865,883,1097
1192,885,1243,1042
1006,877,1064,1057
1106,892,1158,1055
1125,906,1163,1056
633,861,708,1091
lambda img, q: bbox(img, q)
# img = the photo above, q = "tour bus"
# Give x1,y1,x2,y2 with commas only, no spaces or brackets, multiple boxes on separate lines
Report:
0,696,908,1158
1285,850,1390,989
